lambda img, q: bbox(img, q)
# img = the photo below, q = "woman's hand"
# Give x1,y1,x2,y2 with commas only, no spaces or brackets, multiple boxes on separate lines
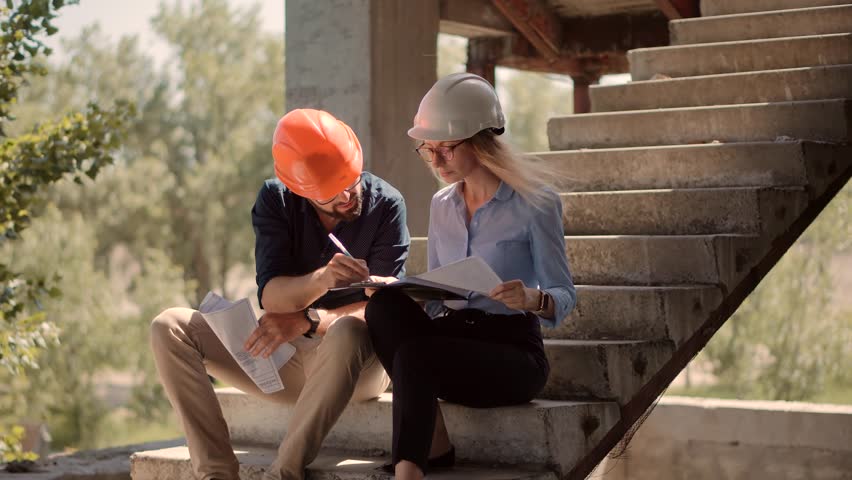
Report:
489,280,540,311
365,275,398,298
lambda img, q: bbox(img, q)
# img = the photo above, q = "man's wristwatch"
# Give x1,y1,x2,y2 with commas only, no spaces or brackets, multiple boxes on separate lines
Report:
303,308,321,338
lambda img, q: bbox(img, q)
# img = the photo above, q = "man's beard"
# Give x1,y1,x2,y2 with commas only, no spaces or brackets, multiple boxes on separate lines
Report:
321,193,363,222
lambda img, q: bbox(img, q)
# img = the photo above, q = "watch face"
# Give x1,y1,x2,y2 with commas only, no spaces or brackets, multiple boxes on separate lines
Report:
307,309,321,323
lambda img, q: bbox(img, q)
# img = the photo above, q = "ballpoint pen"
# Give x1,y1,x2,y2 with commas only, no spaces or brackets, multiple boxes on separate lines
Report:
327,233,353,258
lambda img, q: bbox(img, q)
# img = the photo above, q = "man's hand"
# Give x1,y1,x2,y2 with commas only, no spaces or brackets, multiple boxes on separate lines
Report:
489,280,539,311
365,275,398,298
319,253,370,289
245,311,310,358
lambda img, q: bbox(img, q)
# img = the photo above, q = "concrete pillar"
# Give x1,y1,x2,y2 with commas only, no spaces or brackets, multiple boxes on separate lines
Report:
285,0,440,235
571,74,600,114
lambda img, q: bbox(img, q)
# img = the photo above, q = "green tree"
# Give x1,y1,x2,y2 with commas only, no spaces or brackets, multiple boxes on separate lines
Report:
150,0,285,302
15,0,285,303
0,0,131,378
2,0,285,451
701,184,852,401
497,70,573,152
0,206,192,449
0,0,132,464
438,33,466,78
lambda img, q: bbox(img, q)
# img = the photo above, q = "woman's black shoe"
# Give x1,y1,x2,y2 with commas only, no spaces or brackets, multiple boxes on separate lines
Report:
378,445,456,474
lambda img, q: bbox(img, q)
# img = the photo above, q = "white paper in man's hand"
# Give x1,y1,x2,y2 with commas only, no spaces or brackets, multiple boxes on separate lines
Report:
198,292,295,393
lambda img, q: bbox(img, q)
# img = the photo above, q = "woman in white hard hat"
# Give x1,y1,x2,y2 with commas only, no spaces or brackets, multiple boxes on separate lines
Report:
365,72,576,479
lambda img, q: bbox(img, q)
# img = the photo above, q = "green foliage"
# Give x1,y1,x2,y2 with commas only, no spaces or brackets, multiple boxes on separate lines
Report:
0,0,132,459
497,70,573,152
437,34,466,78
0,0,132,375
26,1,285,303
1,425,37,470
701,184,852,401
148,0,285,301
0,206,194,450
1,0,283,451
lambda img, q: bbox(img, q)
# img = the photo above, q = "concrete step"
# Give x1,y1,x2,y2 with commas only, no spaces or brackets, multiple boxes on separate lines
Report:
566,234,756,286
213,389,618,476
543,339,674,402
702,0,852,16
407,234,758,286
535,141,852,202
560,187,808,236
671,5,852,45
549,285,723,347
130,446,560,479
628,33,852,81
548,99,852,150
590,65,852,112
539,141,847,195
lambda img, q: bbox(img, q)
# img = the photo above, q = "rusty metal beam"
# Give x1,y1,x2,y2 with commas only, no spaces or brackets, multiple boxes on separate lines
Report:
490,0,563,61
653,0,701,19
497,34,630,76
497,52,629,77
440,0,515,37
445,8,666,78
561,12,670,56
496,12,666,76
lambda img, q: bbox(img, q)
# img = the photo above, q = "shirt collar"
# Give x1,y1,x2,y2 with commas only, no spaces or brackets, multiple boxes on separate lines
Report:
451,179,515,205
494,180,515,202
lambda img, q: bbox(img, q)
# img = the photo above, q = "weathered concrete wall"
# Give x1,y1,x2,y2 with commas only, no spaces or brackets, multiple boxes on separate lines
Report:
285,0,371,149
285,0,440,235
595,396,852,480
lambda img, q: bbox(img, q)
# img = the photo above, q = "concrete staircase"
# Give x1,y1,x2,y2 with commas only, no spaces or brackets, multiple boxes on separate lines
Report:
131,1,852,478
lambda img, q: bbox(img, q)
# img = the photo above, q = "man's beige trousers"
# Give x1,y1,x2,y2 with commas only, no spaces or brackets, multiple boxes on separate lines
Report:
150,307,390,480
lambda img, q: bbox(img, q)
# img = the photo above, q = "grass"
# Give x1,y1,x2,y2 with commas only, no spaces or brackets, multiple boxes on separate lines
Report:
90,408,182,450
667,382,852,405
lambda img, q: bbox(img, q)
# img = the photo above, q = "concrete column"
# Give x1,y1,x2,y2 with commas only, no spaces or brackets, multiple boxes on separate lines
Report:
286,0,440,235
571,74,600,114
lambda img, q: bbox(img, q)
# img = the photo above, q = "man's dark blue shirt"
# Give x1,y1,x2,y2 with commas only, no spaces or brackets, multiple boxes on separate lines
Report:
252,171,410,310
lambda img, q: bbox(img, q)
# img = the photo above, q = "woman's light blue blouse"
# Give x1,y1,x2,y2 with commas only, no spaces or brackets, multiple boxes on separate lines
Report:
426,181,576,328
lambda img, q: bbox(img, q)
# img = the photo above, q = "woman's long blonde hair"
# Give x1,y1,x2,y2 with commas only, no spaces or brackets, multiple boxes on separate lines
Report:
458,129,566,209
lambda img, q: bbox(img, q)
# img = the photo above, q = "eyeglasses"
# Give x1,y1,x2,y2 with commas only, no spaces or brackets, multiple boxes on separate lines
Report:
414,139,467,163
315,174,362,205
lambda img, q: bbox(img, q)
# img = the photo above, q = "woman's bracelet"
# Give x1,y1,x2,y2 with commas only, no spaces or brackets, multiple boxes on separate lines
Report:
533,289,550,315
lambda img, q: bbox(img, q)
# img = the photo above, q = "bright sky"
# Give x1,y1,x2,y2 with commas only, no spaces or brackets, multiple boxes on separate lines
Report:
44,0,285,65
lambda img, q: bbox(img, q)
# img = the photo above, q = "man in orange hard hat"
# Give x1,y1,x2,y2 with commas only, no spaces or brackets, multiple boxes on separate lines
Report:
151,109,410,480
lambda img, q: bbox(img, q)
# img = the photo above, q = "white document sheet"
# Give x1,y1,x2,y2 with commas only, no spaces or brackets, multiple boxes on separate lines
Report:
198,292,296,394
414,256,503,295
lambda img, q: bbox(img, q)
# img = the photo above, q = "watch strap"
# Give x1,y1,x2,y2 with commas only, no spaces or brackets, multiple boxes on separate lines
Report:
303,308,320,337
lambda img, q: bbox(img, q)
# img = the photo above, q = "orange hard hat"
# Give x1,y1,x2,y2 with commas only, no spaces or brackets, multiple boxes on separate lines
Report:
272,109,363,201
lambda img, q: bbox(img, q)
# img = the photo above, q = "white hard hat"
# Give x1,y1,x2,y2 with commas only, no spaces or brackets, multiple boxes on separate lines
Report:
408,73,506,141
